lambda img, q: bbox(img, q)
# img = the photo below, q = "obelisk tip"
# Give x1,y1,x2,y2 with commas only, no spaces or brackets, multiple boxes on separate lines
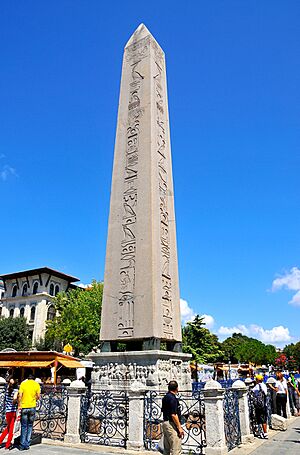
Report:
125,23,152,48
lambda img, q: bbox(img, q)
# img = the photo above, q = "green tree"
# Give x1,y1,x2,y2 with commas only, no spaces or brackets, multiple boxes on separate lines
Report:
0,317,31,351
221,333,249,363
182,315,223,363
220,334,276,365
44,281,103,355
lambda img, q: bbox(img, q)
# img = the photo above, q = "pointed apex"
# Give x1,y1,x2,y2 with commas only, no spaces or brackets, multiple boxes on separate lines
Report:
125,23,152,48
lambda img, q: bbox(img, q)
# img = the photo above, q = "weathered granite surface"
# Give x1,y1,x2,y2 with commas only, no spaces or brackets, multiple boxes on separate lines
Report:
100,24,181,345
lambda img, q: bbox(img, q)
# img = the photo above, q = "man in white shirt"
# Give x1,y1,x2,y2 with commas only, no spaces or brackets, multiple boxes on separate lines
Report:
253,374,268,438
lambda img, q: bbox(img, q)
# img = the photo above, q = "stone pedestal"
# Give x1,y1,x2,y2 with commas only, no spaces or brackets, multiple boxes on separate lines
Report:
64,384,87,444
203,380,228,455
232,380,254,443
127,390,145,450
88,349,192,391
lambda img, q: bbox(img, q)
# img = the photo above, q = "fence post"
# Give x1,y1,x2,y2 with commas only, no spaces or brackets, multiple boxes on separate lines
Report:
127,389,145,451
203,380,228,455
64,383,87,444
232,380,253,443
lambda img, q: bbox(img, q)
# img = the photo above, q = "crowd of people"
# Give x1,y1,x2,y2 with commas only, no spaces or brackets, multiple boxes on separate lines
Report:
248,371,300,440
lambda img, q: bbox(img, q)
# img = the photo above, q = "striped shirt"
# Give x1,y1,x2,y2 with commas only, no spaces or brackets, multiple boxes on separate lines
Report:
5,388,18,413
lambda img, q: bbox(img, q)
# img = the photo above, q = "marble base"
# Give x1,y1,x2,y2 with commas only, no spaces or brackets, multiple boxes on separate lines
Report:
88,349,192,391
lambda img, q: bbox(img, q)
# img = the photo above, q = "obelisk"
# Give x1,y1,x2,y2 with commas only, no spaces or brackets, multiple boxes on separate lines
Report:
100,23,181,350
90,24,191,390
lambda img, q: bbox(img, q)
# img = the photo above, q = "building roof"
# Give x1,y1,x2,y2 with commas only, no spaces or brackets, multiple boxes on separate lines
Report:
0,267,79,283
0,351,83,368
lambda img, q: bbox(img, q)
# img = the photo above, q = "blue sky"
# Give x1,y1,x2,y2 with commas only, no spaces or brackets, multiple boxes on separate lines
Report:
1,1,299,347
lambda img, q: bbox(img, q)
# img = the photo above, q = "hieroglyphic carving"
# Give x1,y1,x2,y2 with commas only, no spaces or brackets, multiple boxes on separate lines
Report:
125,36,150,62
154,59,174,339
118,58,144,338
151,39,164,67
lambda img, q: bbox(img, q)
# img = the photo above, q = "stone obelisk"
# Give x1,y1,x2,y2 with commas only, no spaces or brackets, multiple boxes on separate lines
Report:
90,24,191,390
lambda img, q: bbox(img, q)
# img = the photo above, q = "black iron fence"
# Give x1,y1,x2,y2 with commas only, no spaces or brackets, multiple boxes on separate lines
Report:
80,390,129,448
0,385,68,441
144,390,206,454
223,389,241,451
247,388,273,437
33,385,69,440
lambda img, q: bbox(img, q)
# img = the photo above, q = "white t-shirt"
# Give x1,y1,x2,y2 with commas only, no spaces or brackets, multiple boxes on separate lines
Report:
253,382,268,395
275,380,287,394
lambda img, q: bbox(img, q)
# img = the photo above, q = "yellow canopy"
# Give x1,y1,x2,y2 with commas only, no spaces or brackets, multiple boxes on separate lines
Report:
0,360,53,368
58,358,83,368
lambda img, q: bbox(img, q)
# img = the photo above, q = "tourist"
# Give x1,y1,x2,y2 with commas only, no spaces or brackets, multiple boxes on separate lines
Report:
0,376,18,449
252,374,268,439
269,372,287,418
161,380,184,455
18,372,41,451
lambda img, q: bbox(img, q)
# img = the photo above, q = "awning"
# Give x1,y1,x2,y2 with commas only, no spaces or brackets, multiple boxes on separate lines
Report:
58,358,83,368
0,360,53,368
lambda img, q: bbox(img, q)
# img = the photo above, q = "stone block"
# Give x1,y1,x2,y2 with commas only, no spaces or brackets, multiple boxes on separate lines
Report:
271,414,287,431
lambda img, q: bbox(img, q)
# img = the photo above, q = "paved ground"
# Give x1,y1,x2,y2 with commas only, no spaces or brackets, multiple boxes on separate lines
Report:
4,440,149,455
251,417,300,454
5,444,125,455
232,416,300,455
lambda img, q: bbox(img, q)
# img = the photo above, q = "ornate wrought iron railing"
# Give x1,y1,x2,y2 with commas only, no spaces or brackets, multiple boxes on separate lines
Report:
80,390,129,448
144,390,206,454
33,385,69,440
247,387,273,437
0,384,68,440
223,389,241,451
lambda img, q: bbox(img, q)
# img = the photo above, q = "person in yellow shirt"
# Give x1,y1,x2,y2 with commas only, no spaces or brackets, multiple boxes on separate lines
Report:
18,373,41,451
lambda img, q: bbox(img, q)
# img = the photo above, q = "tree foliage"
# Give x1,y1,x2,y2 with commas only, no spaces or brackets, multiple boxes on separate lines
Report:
282,342,300,370
220,333,276,365
182,315,223,363
44,281,103,355
0,317,31,351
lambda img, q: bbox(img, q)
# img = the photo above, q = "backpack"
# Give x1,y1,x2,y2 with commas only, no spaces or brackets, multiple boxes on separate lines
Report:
252,384,265,410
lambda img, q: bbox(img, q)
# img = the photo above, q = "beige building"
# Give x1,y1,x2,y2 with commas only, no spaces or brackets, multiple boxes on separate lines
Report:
0,267,79,343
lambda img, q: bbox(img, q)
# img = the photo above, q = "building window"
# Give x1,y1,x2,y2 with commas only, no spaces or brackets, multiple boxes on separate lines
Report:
33,282,38,294
12,285,17,298
0,307,2,317
9,308,14,318
22,284,28,296
20,307,25,318
49,284,54,296
30,306,36,322
47,305,56,321
55,285,60,296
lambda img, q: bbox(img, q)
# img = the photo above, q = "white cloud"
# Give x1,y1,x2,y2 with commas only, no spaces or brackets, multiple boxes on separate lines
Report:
249,324,291,343
180,298,215,329
218,323,291,345
0,165,18,181
290,290,300,306
272,267,300,306
218,325,249,336
77,283,91,289
180,298,196,325
201,314,215,329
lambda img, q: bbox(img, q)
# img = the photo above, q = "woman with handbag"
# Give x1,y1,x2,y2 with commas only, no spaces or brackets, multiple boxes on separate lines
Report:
0,376,18,450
